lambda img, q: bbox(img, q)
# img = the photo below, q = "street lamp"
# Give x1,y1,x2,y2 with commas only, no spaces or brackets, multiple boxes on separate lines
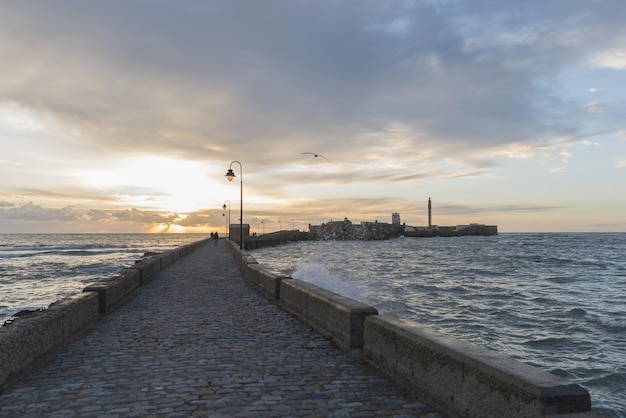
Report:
261,220,265,235
222,200,230,238
225,161,243,249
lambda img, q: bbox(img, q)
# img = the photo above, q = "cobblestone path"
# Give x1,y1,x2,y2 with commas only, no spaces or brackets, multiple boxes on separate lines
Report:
0,240,442,417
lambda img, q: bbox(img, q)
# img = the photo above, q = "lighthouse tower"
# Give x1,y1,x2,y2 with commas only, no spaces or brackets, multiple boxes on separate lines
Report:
428,197,432,229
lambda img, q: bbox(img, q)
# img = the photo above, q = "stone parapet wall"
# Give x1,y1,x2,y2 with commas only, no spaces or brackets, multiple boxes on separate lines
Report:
245,264,288,301
0,238,211,390
363,315,592,418
225,239,288,300
127,257,163,286
244,230,311,250
236,241,598,418
0,292,99,387
84,269,142,314
280,279,378,350
226,239,375,350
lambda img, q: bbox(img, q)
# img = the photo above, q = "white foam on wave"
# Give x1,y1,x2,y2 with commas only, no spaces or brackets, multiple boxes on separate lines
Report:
496,238,525,246
292,257,367,303
595,315,626,330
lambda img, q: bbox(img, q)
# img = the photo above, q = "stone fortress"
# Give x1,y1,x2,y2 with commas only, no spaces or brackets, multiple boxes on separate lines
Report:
309,198,498,240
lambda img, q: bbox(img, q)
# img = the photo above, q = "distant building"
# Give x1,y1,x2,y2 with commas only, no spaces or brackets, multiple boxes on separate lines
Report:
229,223,250,244
309,205,497,240
311,217,403,240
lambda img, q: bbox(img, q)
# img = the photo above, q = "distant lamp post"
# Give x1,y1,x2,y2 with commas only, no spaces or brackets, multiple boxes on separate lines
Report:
225,161,243,249
261,220,265,235
222,200,231,237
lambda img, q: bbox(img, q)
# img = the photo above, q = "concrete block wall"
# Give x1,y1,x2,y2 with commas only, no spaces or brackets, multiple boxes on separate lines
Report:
363,315,592,418
226,239,376,350
84,269,142,313
0,237,211,389
224,240,254,272
156,249,179,270
225,240,281,300
230,241,597,417
280,279,378,350
245,264,289,301
128,257,162,286
245,230,312,250
0,292,99,387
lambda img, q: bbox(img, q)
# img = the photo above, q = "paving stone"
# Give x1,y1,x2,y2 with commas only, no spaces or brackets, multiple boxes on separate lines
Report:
0,240,443,417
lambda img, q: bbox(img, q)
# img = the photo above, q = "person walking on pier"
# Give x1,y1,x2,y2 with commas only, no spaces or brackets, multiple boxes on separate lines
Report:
213,231,219,245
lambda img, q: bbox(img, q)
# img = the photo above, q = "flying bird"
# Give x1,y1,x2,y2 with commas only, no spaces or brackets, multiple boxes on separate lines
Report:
301,152,329,161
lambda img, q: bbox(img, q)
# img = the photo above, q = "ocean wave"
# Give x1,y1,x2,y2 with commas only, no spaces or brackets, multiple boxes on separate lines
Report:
0,243,126,252
586,368,626,387
292,259,368,302
0,248,138,259
593,315,626,331
569,308,588,317
496,238,525,246
250,234,626,415
523,336,573,349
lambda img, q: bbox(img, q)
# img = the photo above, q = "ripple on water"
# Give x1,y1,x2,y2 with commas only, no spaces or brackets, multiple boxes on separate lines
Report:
250,234,626,416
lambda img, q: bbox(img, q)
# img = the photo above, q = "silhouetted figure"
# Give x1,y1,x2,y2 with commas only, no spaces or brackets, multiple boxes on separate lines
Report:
213,231,219,245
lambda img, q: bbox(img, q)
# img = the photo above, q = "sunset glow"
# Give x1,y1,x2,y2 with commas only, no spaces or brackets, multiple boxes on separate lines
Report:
1,1,625,233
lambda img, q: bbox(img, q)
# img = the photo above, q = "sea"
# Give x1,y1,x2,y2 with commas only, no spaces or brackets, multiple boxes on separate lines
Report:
250,233,626,417
0,233,623,416
0,233,209,325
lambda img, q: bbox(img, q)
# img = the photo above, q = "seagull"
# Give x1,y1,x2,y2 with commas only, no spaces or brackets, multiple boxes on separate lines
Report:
301,152,329,161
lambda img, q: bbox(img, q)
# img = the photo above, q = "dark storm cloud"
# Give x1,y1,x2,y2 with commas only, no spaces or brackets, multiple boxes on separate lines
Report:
1,0,625,171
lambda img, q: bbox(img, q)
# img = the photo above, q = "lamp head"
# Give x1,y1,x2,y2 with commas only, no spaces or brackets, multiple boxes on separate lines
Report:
222,204,227,210
225,168,235,181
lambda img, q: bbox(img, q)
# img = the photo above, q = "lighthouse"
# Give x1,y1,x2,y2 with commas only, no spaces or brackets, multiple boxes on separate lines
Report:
428,197,432,229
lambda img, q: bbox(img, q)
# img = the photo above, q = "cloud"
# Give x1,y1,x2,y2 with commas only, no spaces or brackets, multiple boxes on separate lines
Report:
616,157,626,167
585,100,604,113
1,1,625,233
0,202,175,225
435,203,567,215
590,49,626,70
2,0,623,169
0,202,81,222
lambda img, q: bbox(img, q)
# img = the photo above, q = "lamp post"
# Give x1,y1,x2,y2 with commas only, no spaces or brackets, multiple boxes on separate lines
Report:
225,161,243,249
222,200,230,238
261,220,265,235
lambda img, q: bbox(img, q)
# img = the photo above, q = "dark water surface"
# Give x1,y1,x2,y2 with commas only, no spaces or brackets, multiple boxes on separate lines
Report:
251,233,626,417
0,233,209,324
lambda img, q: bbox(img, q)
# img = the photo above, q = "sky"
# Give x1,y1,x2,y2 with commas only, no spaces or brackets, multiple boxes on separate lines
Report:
1,0,625,234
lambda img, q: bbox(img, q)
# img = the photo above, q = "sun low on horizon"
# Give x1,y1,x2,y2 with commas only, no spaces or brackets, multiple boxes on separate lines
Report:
74,155,221,214
1,1,625,234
